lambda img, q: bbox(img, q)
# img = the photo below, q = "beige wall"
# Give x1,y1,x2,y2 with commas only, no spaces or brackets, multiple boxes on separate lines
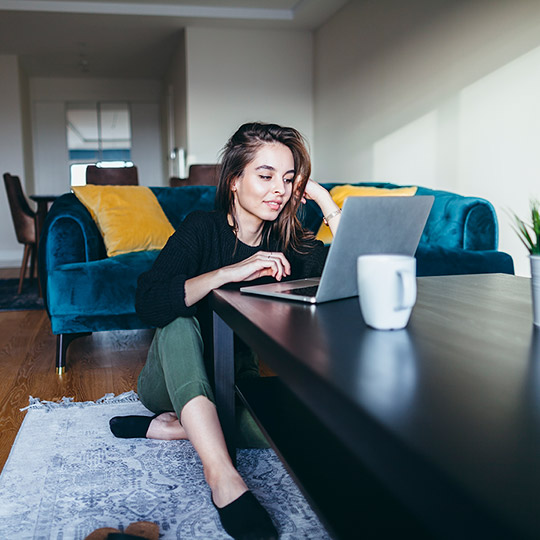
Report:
18,61,34,193
184,26,313,165
30,77,165,195
164,30,187,179
0,55,28,265
314,0,540,276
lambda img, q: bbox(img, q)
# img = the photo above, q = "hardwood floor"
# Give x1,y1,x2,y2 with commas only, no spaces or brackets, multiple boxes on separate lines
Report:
0,268,151,471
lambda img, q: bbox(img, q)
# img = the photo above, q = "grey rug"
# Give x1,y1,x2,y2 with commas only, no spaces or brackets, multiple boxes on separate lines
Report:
0,392,330,540
0,278,44,311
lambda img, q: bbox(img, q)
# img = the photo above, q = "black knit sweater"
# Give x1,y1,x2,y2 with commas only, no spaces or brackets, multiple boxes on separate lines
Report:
136,210,328,329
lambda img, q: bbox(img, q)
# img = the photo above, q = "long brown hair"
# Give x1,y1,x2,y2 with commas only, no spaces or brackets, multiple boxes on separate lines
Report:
215,122,313,253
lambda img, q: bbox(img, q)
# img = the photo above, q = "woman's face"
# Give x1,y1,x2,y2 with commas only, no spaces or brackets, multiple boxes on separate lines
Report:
232,142,295,226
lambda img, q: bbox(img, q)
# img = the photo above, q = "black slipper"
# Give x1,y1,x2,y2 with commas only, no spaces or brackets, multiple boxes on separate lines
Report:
109,414,159,439
213,491,278,540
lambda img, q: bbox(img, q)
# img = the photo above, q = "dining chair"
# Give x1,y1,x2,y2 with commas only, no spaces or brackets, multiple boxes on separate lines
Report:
3,173,37,294
86,165,139,185
170,164,221,186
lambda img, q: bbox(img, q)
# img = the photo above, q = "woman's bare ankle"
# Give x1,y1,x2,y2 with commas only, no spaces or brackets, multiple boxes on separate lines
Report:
146,412,187,440
207,466,249,508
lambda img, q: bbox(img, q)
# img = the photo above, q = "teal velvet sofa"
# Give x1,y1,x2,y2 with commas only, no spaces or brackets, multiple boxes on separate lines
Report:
38,183,514,372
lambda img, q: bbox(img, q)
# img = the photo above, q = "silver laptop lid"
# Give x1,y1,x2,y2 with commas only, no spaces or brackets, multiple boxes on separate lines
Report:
316,195,434,302
241,195,434,303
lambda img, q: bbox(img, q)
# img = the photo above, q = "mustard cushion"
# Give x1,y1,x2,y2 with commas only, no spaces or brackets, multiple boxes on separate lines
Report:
316,185,418,244
72,185,175,257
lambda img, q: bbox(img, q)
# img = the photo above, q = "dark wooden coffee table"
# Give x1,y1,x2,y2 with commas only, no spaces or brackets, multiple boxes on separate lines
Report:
211,274,540,539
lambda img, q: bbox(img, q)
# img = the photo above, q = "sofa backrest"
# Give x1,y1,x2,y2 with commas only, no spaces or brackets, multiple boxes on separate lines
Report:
42,183,498,287
151,183,498,251
151,186,217,230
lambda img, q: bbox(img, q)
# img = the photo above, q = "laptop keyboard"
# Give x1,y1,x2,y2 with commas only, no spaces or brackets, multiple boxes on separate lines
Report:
281,285,319,297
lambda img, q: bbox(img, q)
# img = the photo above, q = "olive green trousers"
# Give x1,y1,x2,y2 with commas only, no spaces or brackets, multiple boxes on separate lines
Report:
137,316,269,448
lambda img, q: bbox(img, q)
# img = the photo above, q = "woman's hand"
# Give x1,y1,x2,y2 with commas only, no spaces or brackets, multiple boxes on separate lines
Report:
299,178,331,206
297,178,342,236
222,251,291,283
184,251,291,307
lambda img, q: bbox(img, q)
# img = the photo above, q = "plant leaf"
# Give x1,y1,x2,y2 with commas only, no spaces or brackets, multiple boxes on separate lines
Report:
513,215,534,252
531,201,540,247
508,203,540,254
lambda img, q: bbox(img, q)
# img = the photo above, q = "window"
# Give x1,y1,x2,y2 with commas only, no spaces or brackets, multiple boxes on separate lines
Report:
66,102,132,185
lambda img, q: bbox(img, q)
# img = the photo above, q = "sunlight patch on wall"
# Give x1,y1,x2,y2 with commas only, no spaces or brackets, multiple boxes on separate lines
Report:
373,111,438,187
457,44,540,276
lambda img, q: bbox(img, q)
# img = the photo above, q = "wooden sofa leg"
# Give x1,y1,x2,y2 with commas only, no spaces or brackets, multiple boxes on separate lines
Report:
56,332,92,374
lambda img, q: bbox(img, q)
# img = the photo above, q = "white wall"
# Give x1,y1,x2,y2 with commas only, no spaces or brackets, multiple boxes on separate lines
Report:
314,0,540,276
0,55,28,266
33,101,71,195
30,77,166,195
184,27,313,165
164,30,187,178
30,77,162,102
18,63,34,193
131,102,164,186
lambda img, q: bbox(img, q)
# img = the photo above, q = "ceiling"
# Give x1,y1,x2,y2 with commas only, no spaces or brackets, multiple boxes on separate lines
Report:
0,0,348,79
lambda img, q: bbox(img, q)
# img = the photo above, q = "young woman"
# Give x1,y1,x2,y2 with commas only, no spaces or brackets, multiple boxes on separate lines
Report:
109,122,341,539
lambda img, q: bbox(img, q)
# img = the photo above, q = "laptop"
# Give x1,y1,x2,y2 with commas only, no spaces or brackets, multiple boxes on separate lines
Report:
240,195,434,304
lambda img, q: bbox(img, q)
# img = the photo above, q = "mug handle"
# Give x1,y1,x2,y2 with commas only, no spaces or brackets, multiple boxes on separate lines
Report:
396,270,417,310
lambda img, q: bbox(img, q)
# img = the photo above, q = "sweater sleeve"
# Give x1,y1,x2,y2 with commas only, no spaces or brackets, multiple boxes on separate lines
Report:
135,212,205,327
288,239,329,280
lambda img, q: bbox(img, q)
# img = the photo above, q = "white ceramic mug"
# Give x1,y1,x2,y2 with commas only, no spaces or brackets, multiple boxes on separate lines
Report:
357,255,417,330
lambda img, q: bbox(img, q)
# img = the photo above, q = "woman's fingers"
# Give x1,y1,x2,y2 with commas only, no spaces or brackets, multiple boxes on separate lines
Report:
263,251,291,280
236,251,291,282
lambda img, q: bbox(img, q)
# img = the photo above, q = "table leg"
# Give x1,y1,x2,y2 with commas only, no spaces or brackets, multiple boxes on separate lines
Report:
213,311,236,465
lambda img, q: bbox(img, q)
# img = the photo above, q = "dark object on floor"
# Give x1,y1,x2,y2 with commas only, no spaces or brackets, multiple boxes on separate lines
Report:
213,491,278,540
84,520,159,540
109,414,158,438
0,278,43,311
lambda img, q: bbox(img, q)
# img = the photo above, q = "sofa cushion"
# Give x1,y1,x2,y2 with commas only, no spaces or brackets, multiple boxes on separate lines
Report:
151,186,217,230
72,185,175,257
47,250,159,334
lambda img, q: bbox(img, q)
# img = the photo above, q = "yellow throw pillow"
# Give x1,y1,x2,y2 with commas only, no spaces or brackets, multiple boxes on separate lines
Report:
72,185,175,257
316,185,418,244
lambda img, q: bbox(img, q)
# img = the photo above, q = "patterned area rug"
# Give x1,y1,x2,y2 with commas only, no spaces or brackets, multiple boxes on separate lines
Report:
0,392,330,540
0,278,44,311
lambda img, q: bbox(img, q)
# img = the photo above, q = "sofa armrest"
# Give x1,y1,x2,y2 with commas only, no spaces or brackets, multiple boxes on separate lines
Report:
38,193,106,302
415,187,498,251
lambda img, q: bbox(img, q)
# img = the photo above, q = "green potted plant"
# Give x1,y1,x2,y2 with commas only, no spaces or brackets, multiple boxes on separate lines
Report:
512,199,540,326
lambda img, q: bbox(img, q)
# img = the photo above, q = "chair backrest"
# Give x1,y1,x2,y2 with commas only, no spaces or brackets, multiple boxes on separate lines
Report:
3,172,36,244
86,165,139,185
170,164,221,187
